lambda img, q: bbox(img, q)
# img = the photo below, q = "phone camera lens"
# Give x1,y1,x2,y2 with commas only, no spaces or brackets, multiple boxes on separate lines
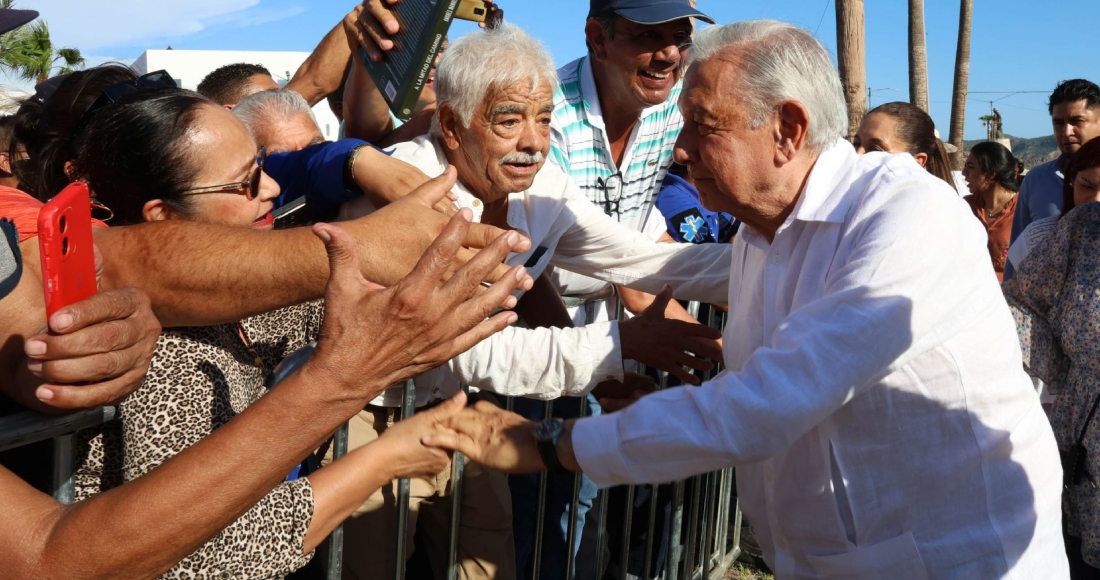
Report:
61,237,69,256
59,215,67,233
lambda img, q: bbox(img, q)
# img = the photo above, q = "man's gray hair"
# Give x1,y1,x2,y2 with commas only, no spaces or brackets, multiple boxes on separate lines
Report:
690,20,847,152
233,88,318,137
431,23,558,137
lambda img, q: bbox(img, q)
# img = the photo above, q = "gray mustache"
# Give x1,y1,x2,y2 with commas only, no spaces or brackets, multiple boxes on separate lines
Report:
500,151,545,165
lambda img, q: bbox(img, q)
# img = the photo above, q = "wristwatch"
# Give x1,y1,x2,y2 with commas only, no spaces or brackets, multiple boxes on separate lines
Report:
534,419,569,473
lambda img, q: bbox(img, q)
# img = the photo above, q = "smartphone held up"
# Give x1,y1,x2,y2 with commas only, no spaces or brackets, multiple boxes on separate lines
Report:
38,182,97,320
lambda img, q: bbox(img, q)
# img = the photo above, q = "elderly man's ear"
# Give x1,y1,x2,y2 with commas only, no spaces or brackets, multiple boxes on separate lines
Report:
773,101,810,165
437,102,462,151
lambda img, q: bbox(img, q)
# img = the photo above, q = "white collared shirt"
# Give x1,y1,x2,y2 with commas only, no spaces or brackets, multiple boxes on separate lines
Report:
340,136,731,407
573,141,1067,578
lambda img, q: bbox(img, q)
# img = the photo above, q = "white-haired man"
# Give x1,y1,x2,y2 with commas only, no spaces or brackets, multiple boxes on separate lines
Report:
332,23,732,580
425,20,1069,578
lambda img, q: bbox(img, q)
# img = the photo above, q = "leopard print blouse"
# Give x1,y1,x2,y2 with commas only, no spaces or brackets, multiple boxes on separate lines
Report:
74,300,324,580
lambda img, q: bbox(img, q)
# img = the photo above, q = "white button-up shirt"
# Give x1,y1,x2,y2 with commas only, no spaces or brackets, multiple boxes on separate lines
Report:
573,141,1067,578
340,136,731,407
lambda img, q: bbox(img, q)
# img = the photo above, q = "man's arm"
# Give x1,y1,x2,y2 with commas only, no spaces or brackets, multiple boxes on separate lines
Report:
285,7,363,107
551,190,731,304
95,169,531,327
341,57,398,144
0,209,527,578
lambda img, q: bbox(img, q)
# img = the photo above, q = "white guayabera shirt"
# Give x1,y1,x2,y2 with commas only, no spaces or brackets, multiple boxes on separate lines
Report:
339,135,731,407
573,141,1068,579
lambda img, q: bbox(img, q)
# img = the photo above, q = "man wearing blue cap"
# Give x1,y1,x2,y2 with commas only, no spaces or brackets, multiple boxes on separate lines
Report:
513,2,716,578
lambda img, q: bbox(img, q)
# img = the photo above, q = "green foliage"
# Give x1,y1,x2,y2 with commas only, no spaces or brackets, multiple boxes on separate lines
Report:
0,6,84,82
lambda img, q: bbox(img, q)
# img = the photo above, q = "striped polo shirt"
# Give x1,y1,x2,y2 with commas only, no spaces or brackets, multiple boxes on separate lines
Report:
549,55,684,233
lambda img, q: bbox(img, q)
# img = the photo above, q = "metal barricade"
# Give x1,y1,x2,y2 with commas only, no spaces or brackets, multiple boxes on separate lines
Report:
0,406,116,504
321,300,741,580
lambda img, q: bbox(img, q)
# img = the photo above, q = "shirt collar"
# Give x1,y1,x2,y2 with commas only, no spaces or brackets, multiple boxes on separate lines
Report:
787,138,859,226
425,135,529,231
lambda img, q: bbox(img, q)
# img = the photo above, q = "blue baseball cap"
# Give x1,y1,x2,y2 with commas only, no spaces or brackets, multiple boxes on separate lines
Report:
589,0,714,25
0,8,37,35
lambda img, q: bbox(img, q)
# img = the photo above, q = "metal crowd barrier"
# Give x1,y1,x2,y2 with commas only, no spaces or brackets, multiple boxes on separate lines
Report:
0,298,741,580
329,298,741,580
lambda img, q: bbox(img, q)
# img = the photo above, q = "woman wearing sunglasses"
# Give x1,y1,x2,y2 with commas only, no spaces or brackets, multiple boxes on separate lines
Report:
67,88,457,579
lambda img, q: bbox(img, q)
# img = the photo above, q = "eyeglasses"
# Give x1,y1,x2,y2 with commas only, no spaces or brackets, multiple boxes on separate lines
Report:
82,70,178,121
597,172,623,220
180,146,267,199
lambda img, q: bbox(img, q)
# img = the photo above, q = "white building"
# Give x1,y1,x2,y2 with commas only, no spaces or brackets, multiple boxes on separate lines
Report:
133,49,342,140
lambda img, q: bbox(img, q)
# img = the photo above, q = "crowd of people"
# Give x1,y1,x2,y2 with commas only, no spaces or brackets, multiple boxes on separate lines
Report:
0,0,1097,578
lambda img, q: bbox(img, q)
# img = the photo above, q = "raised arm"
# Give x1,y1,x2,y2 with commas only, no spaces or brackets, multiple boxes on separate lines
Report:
286,6,363,107
0,209,527,579
95,168,530,327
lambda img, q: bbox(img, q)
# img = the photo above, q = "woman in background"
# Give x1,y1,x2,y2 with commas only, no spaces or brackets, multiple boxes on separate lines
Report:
852,101,957,192
961,141,1023,282
1003,137,1100,578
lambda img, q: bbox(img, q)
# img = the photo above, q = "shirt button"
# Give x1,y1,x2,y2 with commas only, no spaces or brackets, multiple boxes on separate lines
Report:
764,468,774,482
771,255,781,265
473,199,482,207
219,573,230,580
777,536,788,550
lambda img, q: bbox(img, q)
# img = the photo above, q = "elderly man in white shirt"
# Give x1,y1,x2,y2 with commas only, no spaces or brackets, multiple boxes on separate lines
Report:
330,23,731,580
424,20,1069,579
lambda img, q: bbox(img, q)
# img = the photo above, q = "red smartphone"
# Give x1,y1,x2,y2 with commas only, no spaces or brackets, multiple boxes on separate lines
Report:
38,182,97,319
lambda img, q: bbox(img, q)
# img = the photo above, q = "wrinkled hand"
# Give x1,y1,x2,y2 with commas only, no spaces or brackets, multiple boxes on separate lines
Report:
376,393,466,480
421,393,547,474
359,167,532,290
619,286,722,385
356,0,401,62
310,188,530,401
592,372,657,413
25,287,161,409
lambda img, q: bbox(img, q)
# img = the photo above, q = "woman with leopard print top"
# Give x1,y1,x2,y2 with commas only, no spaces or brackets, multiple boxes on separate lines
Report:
67,88,457,579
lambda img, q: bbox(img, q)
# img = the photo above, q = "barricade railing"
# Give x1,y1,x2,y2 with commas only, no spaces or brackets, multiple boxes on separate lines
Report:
0,405,116,504
0,299,740,580
349,297,741,580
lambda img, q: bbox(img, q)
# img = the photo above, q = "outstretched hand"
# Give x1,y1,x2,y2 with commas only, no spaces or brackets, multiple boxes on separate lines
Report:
309,185,530,401
619,286,722,385
421,395,549,474
591,372,658,413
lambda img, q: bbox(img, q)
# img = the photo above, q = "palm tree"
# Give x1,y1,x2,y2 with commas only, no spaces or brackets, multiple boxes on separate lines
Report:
835,0,866,139
947,0,973,168
908,0,929,112
0,1,83,83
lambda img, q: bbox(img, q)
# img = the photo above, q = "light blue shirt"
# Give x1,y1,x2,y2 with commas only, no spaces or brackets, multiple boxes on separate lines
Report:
1010,155,1065,244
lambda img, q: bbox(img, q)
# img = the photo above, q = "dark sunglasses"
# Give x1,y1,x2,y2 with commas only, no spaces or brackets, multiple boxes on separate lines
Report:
82,70,178,120
597,171,623,220
179,146,267,200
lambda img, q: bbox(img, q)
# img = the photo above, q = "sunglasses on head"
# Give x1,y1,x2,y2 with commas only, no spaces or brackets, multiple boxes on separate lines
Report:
179,146,267,200
82,70,178,121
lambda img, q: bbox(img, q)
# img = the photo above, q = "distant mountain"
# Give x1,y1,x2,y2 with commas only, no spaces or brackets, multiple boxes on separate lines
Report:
962,134,1058,169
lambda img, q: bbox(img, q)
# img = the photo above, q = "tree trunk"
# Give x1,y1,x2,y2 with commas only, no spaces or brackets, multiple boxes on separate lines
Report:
835,0,866,139
908,0,929,112
948,0,973,168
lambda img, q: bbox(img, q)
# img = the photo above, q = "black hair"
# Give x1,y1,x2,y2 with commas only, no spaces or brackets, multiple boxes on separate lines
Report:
72,88,211,226
1048,79,1100,115
865,102,956,192
197,63,273,106
585,13,617,54
968,141,1024,193
1062,136,1100,216
9,63,137,201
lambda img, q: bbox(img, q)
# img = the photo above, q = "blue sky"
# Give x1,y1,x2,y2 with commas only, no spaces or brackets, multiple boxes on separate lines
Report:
18,0,1100,139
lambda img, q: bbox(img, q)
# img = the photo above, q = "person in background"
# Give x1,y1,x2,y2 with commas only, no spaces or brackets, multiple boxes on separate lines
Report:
852,101,957,192
961,141,1023,282
1003,137,1100,578
0,116,20,189
197,62,281,108
1009,79,1100,247
656,163,737,245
